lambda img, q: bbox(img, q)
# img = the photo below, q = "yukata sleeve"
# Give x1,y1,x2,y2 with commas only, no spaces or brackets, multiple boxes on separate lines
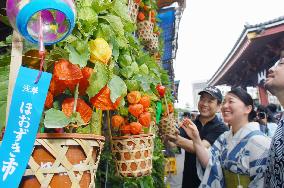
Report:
197,134,226,188
248,135,271,188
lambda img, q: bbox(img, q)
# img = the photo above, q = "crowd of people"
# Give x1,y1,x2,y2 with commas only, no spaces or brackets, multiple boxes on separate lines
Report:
165,57,284,188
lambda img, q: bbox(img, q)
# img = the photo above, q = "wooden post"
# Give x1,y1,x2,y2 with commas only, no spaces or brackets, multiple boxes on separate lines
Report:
6,31,23,123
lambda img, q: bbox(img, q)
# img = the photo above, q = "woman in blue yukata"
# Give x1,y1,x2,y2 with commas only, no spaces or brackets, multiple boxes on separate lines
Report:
181,87,271,188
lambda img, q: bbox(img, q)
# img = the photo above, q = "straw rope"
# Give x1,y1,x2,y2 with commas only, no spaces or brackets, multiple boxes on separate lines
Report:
23,138,104,188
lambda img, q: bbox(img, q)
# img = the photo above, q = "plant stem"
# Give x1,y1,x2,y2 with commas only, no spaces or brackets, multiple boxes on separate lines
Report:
73,83,80,113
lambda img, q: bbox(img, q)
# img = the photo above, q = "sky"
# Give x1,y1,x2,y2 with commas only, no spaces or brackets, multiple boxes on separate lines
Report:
174,0,284,109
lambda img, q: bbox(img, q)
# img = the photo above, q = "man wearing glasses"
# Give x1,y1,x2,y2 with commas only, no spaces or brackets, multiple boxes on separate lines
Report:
264,52,284,188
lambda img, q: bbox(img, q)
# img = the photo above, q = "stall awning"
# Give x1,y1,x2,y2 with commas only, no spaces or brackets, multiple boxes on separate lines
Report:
158,8,176,62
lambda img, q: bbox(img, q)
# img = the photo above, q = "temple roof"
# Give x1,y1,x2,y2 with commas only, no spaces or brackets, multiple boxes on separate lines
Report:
208,16,284,87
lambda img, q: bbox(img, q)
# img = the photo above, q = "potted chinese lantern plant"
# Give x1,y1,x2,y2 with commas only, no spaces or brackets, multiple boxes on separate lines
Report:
18,25,136,186
156,84,176,138
110,90,155,178
18,48,107,187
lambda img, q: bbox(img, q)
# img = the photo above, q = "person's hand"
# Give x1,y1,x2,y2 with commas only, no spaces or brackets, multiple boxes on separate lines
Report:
164,128,179,143
180,118,202,144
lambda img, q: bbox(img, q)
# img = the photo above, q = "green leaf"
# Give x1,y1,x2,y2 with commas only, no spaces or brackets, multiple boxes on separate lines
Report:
76,124,92,134
44,109,70,128
66,43,89,68
90,110,102,135
77,0,94,7
100,15,124,36
108,75,127,103
92,0,112,13
0,15,11,26
77,6,98,36
134,75,151,92
110,0,131,22
120,65,134,79
99,23,115,41
0,41,7,47
45,47,69,71
131,61,139,74
69,112,85,125
115,35,129,48
140,64,149,75
87,63,109,97
118,54,132,67
63,34,78,44
110,38,120,61
125,79,139,91
119,106,128,116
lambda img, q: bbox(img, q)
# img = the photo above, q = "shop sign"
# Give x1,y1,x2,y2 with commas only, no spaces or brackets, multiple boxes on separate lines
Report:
257,69,266,85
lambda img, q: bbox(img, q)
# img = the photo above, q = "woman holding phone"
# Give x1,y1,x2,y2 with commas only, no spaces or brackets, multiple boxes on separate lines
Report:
181,87,271,188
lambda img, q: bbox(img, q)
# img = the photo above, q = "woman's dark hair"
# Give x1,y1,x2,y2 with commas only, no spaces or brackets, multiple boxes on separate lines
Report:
266,103,277,113
228,87,256,122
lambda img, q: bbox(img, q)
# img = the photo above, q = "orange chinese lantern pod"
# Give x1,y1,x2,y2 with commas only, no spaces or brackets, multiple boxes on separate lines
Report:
90,86,121,110
53,59,83,81
120,124,131,135
128,104,144,118
127,91,141,104
44,91,53,109
137,12,145,21
135,0,141,4
138,112,151,128
168,103,174,113
62,98,93,123
139,95,151,108
129,122,142,135
52,59,83,94
49,76,67,96
79,67,93,95
111,115,125,129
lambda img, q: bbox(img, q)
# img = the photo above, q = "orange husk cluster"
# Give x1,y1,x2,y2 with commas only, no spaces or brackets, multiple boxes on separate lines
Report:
49,59,93,96
90,86,121,110
62,98,93,123
115,92,152,136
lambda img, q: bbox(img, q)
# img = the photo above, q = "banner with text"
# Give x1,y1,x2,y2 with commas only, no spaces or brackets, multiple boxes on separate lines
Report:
0,66,51,187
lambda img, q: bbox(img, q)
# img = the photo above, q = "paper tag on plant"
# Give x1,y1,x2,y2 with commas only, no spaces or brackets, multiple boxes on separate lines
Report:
0,66,51,187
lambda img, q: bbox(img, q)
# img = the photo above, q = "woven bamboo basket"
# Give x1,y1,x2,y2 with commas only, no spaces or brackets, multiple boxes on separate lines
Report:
19,133,105,188
127,0,139,23
159,113,176,137
137,20,154,42
145,33,159,53
111,134,154,177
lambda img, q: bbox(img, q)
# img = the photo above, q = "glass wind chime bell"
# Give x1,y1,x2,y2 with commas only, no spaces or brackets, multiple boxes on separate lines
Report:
6,0,76,45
